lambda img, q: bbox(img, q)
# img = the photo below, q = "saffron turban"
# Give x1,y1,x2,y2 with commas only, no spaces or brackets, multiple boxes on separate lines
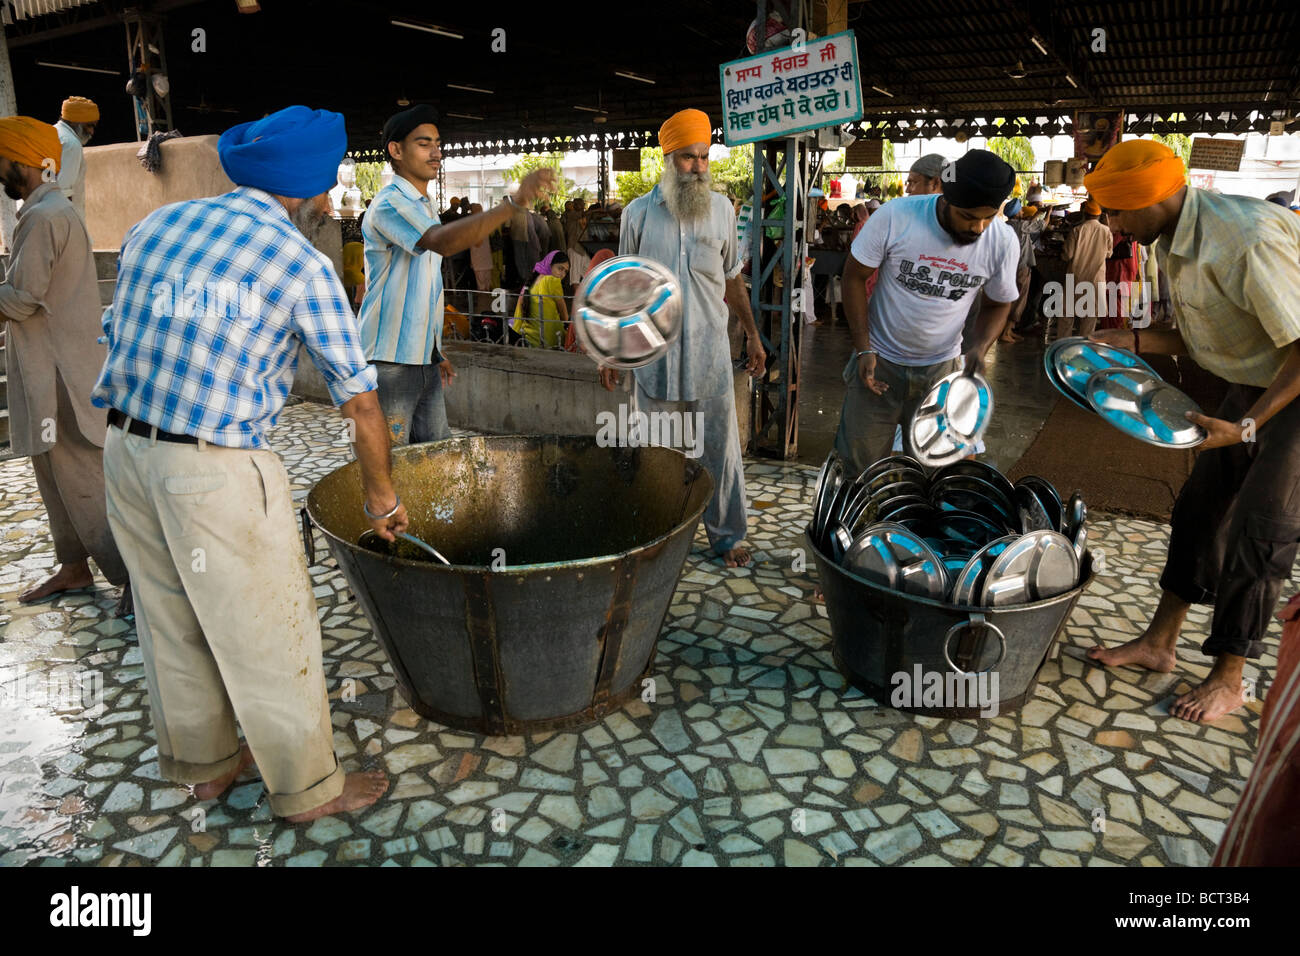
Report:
659,109,712,155
0,116,61,173
1021,204,1039,217
61,96,99,123
1082,199,1101,216
941,149,1015,210
218,105,347,199
1082,140,1186,210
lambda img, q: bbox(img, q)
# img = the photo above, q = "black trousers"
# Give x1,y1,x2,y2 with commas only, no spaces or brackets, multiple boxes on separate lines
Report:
1161,383,1300,659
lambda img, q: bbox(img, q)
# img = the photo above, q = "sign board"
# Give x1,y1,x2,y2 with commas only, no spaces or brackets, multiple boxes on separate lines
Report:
611,149,640,172
1188,137,1246,172
718,30,863,147
1073,109,1124,162
845,139,884,168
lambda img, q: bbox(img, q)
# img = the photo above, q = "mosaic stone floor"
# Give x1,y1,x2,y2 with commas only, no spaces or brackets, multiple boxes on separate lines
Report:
0,401,1293,868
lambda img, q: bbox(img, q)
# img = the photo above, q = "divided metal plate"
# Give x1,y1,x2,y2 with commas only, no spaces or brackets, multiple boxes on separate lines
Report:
908,371,995,467
1044,337,1158,410
1084,366,1207,448
980,530,1080,606
843,522,949,600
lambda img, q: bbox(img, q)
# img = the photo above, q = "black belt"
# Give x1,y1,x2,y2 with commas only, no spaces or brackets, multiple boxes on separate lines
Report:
107,408,199,444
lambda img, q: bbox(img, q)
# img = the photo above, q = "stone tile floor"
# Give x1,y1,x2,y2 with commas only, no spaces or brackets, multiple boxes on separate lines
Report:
0,401,1293,867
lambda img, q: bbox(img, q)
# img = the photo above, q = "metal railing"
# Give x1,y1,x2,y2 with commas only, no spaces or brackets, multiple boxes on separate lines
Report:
440,285,578,351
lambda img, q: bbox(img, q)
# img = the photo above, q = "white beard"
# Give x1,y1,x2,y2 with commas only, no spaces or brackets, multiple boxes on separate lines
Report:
660,159,713,223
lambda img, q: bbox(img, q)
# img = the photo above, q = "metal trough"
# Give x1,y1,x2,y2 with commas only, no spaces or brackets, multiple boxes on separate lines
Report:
808,527,1093,717
305,436,712,734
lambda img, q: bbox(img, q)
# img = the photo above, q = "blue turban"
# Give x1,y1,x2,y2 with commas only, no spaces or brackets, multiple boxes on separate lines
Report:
1004,197,1023,217
218,105,347,199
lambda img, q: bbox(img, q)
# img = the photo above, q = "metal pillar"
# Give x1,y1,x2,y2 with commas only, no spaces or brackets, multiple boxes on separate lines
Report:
123,11,173,140
749,136,807,459
746,0,807,459
0,30,18,251
597,135,608,205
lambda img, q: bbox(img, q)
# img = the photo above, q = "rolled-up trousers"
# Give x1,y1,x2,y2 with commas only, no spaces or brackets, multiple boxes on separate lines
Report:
1161,384,1300,659
103,422,345,816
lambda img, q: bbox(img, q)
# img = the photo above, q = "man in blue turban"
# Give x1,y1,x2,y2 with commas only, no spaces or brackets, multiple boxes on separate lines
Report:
93,105,400,822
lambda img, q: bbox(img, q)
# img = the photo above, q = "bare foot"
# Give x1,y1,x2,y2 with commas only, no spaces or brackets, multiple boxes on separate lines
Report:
284,770,389,823
1171,677,1245,723
193,744,256,801
812,587,825,604
114,584,134,619
1087,632,1177,672
722,546,752,568
19,563,94,604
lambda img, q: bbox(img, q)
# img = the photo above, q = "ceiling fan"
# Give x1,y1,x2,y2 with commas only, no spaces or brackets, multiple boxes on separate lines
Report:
186,95,239,114
1006,59,1055,80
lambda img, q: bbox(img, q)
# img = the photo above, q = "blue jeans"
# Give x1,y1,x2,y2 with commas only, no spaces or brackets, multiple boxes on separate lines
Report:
373,361,451,445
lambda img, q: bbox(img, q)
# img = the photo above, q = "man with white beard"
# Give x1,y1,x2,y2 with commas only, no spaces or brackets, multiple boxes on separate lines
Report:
600,109,765,567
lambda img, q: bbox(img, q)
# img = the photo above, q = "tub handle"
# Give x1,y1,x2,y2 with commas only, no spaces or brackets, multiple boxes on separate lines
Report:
300,507,316,567
941,613,1006,676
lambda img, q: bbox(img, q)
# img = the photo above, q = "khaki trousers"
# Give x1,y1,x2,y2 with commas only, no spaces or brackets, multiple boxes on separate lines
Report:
29,373,127,585
102,422,345,816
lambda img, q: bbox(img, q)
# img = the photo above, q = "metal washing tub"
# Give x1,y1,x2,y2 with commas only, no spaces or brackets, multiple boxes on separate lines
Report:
807,527,1094,717
305,436,712,734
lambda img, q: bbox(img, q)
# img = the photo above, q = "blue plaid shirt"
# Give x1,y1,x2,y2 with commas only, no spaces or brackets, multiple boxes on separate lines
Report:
357,176,444,365
91,186,377,448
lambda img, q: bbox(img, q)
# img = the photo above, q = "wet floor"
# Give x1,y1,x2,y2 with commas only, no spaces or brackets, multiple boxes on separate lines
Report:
795,319,1060,471
1,401,1294,867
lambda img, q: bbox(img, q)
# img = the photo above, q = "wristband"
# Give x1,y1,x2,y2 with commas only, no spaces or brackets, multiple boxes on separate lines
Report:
856,349,876,359
363,495,402,521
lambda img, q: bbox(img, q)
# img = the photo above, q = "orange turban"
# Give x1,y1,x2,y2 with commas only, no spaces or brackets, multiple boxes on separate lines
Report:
1082,200,1100,215
61,96,99,123
0,116,61,173
659,109,712,155
1082,139,1186,210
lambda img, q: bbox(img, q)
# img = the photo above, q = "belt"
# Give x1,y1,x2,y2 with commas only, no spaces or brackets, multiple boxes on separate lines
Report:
107,408,199,444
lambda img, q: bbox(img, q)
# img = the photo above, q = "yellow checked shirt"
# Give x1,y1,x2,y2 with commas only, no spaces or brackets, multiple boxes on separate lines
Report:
1156,188,1300,388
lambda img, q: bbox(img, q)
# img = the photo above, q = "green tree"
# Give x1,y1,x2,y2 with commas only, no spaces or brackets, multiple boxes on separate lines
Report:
615,147,664,203
709,144,755,201
506,151,578,208
985,119,1036,197
1153,132,1192,171
355,161,385,204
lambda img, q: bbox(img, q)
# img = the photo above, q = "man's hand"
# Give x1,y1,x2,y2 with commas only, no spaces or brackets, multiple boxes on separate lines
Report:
364,493,410,542
599,366,620,392
514,169,556,206
439,357,456,388
1087,328,1138,351
962,348,987,379
1186,412,1248,450
744,330,766,378
858,352,888,394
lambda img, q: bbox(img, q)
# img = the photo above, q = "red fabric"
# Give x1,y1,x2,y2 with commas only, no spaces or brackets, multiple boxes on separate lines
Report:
1100,235,1139,329
1213,593,1300,865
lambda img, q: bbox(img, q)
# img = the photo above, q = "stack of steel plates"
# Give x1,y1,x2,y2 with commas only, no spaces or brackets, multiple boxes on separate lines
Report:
810,452,1088,606
1044,337,1207,448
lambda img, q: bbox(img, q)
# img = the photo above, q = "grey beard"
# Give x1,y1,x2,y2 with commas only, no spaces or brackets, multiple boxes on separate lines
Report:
291,201,329,244
661,164,713,223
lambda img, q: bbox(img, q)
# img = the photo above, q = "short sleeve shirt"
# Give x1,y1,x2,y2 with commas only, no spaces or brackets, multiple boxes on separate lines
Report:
357,177,444,365
849,194,1019,366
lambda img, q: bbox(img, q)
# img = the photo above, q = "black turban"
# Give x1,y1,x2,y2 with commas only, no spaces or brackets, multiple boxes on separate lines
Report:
941,149,1016,210
381,104,441,151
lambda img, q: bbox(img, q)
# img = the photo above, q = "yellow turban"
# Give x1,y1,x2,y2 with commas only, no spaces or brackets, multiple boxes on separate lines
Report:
61,96,99,123
0,116,61,173
659,109,712,156
1082,199,1100,216
1021,205,1038,217
1082,139,1186,211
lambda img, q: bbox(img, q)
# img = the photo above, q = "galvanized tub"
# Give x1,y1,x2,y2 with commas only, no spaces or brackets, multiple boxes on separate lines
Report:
807,527,1093,717
306,436,712,734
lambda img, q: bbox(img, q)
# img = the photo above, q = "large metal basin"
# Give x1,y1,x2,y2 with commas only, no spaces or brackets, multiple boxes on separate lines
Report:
306,436,712,734
808,527,1093,717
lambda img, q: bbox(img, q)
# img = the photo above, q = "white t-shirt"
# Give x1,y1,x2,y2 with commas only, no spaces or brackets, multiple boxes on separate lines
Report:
850,194,1019,366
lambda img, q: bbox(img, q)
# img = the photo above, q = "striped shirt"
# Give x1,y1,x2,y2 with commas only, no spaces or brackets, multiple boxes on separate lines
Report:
357,176,444,365
1157,188,1300,388
91,186,377,449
